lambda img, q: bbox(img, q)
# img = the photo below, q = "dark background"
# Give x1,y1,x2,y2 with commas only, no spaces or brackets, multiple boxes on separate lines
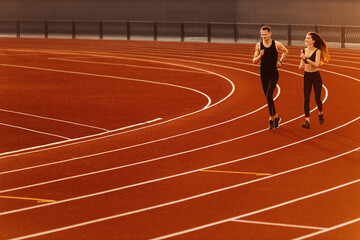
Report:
0,0,359,25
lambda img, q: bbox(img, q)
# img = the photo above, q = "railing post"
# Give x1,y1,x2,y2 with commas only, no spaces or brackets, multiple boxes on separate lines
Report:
16,20,20,38
181,22,185,42
315,24,319,33
234,23,238,42
126,22,131,40
287,24,292,46
154,22,158,41
72,21,76,39
44,21,48,38
207,22,211,43
341,26,345,48
99,21,103,39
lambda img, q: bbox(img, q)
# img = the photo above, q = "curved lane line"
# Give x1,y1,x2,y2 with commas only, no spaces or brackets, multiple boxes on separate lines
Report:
0,63,212,110
0,63,325,175
0,108,109,132
294,217,360,240
0,122,70,140
0,51,237,158
0,84,280,175
0,63,212,141
151,179,360,240
48,57,211,75
0,60,325,174
7,147,360,239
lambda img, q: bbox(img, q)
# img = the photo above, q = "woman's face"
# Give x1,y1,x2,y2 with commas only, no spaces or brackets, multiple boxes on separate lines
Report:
305,34,315,46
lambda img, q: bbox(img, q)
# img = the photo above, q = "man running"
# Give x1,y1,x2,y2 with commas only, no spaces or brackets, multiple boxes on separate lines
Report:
253,25,288,129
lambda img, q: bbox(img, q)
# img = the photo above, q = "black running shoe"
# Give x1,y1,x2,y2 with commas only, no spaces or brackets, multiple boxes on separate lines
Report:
302,121,310,129
274,117,281,129
269,120,275,129
319,114,324,125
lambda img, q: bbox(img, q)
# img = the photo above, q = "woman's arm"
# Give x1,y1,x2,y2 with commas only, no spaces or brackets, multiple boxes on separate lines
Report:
299,50,305,69
305,50,321,68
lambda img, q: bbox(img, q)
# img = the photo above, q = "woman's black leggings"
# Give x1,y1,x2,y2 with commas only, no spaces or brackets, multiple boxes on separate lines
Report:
303,71,323,117
260,73,279,117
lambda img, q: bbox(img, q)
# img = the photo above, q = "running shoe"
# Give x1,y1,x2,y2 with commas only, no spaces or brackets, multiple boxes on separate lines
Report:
274,116,281,129
269,120,275,129
318,114,324,125
302,121,310,129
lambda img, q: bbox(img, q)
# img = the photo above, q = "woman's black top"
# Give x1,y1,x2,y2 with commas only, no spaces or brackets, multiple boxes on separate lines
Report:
302,48,318,64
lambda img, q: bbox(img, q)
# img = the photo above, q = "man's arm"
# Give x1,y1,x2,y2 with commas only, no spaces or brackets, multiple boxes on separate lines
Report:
276,41,288,67
253,43,263,64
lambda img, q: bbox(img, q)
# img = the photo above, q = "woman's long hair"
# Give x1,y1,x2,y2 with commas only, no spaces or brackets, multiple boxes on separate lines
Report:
308,32,330,64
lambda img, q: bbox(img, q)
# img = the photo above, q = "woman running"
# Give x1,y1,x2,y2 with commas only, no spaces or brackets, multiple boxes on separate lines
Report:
299,32,330,129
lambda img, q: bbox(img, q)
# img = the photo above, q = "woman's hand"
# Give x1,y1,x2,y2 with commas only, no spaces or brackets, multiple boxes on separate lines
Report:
300,50,305,59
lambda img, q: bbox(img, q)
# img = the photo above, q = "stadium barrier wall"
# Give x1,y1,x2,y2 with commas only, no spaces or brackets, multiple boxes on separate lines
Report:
1,19,359,48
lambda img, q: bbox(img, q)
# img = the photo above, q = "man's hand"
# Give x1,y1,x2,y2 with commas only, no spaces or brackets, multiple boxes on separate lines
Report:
260,49,264,57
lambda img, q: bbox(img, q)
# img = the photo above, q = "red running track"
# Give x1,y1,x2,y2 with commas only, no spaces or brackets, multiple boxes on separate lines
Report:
0,38,359,239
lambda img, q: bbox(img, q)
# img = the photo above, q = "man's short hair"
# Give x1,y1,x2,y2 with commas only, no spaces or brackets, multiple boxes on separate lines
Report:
261,25,271,32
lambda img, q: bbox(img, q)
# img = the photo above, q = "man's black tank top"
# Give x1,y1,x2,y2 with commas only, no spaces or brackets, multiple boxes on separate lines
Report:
260,40,278,76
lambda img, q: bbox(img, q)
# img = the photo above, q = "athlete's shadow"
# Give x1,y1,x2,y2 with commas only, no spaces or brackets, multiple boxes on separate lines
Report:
272,126,360,165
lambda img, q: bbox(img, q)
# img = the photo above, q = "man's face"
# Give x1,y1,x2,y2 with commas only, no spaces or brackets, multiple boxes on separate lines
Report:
261,30,272,41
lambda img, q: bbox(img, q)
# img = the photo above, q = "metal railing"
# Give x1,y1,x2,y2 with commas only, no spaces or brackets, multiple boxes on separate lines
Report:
1,19,359,48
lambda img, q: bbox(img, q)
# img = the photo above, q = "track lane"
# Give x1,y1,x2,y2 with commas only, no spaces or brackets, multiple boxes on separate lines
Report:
3,148,359,239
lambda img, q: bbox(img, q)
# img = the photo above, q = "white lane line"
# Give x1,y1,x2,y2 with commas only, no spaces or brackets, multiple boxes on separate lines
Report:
0,48,296,162
4,46,339,161
0,119,165,176
0,84,278,176
104,46,360,66
0,84,282,178
151,179,360,240
0,118,163,160
0,122,70,140
230,219,326,230
93,44,360,59
31,48,237,110
0,53,336,197
0,62,211,146
0,108,109,132
9,169,360,240
0,63,212,110
0,49,350,181
49,57,211,75
293,217,360,240
0,67,325,178
96,47,360,77
111,118,163,132
0,68,325,187
0,52,236,158
0,117,358,217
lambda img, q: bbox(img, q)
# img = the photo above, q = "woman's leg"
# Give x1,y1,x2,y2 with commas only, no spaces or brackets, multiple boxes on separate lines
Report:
303,73,313,118
313,72,323,113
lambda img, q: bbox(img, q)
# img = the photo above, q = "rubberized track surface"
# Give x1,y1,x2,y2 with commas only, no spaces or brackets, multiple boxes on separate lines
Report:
0,38,359,239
